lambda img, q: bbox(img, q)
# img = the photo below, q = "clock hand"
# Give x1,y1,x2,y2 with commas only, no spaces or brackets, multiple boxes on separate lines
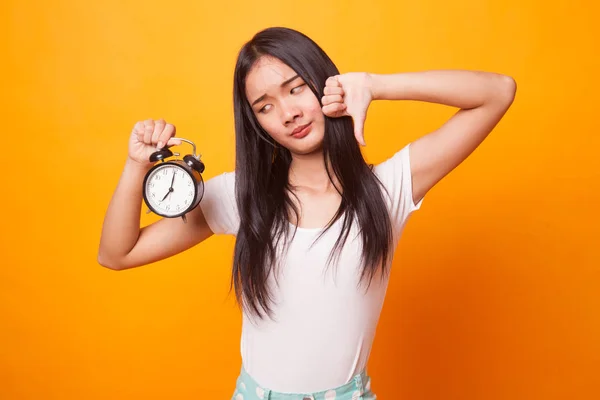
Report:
160,186,174,202
158,171,177,203
170,170,176,188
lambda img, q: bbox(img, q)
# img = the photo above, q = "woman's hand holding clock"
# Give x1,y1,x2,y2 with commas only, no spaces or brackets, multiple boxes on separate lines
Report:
128,119,182,167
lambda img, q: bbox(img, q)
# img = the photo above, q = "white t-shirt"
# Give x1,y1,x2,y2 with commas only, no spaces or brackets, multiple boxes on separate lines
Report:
199,144,423,393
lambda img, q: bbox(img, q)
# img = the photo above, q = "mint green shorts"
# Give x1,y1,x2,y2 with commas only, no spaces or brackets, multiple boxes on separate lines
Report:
231,366,377,400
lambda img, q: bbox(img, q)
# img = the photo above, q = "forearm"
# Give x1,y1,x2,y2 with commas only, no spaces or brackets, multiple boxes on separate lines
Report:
369,70,516,109
98,158,151,266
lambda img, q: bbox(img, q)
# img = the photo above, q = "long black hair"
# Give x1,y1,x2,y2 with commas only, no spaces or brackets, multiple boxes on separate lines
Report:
231,27,393,319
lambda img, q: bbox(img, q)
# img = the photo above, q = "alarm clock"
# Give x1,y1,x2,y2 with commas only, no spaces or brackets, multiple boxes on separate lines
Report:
142,138,205,223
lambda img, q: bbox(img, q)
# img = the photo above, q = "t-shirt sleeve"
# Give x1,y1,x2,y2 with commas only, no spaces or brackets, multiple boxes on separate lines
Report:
374,143,424,238
199,171,240,236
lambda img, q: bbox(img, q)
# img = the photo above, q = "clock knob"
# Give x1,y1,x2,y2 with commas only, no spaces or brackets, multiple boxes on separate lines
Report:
183,155,205,173
149,149,174,162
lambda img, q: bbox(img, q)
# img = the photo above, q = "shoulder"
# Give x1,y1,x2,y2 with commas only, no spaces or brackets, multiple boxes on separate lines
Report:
373,144,412,181
200,170,239,236
372,143,423,232
204,170,236,192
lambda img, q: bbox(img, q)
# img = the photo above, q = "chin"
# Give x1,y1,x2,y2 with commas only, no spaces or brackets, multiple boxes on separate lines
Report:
290,147,321,156
286,137,324,156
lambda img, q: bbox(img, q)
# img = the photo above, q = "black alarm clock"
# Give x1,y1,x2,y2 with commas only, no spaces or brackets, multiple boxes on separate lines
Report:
142,138,205,223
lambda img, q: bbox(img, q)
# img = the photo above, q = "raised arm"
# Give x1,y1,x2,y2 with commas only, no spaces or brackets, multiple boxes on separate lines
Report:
370,70,517,204
97,119,214,271
322,70,516,203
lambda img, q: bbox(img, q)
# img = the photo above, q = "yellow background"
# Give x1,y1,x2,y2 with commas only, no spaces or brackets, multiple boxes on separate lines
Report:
2,0,599,398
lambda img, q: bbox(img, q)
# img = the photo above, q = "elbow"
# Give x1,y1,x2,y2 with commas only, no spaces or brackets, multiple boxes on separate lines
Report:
97,252,124,271
487,74,516,109
500,74,517,103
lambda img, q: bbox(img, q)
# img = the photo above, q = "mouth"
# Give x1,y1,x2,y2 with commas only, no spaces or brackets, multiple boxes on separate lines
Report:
291,122,312,139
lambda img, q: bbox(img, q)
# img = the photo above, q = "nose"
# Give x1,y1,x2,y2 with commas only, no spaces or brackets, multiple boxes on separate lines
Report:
280,101,302,125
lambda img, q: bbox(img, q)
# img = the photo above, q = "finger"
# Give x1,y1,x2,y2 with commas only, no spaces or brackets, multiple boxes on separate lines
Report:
321,102,347,117
143,119,154,144
133,121,145,141
152,118,166,145
157,123,177,149
166,137,182,147
323,86,344,96
321,94,344,106
325,76,341,87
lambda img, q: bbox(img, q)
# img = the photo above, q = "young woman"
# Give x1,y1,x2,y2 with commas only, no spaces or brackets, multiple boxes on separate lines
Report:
98,27,516,400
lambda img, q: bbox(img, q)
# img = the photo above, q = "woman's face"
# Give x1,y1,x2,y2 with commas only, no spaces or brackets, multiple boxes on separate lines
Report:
245,56,325,155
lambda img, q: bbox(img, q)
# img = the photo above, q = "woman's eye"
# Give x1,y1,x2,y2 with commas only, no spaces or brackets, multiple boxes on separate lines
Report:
259,105,271,113
291,84,305,94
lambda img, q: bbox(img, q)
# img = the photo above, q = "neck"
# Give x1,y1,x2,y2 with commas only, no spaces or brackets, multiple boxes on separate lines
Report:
288,150,339,193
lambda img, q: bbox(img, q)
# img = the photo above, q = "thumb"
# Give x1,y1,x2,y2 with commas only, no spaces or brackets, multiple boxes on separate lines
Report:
352,110,366,146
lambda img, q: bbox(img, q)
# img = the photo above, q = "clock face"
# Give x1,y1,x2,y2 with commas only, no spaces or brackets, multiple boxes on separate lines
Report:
145,164,196,217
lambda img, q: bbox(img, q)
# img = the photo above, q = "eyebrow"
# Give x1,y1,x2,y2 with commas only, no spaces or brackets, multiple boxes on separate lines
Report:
251,74,301,106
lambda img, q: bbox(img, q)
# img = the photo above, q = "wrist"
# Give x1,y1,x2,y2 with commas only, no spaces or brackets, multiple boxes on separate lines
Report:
125,157,153,174
369,73,412,101
368,73,384,101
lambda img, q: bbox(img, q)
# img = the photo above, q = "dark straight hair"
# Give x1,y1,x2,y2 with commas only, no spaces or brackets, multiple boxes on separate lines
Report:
231,27,393,319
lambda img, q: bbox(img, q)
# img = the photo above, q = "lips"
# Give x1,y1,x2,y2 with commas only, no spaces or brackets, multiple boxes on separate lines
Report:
291,123,312,138
292,123,311,134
